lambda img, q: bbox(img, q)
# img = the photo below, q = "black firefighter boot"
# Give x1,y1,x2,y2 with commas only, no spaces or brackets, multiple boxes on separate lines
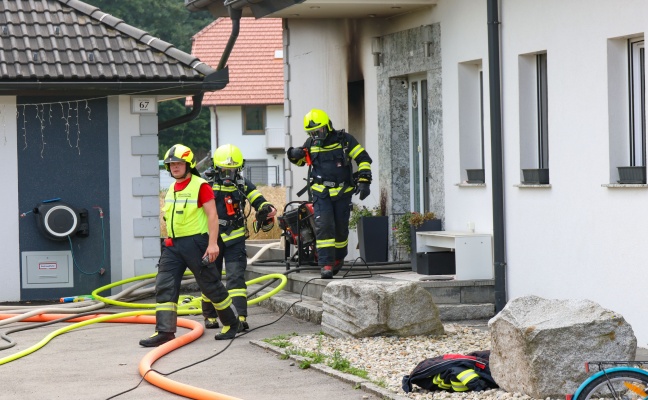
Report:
139,331,175,347
204,318,219,329
321,265,334,279
332,260,344,276
214,307,240,340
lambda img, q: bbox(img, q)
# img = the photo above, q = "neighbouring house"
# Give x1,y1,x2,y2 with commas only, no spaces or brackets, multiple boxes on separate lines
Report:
190,17,284,186
188,0,648,347
0,0,230,302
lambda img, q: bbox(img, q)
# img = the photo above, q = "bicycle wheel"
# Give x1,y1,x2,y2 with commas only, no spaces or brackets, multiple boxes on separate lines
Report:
576,370,648,400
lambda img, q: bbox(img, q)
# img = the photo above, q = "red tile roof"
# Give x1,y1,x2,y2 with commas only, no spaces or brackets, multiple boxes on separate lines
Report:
190,17,283,106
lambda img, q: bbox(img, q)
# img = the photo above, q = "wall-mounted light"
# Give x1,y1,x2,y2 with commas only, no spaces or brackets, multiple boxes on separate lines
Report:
371,36,383,66
422,25,433,57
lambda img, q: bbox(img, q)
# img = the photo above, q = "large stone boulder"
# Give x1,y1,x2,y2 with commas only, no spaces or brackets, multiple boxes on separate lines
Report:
321,280,444,338
489,295,636,398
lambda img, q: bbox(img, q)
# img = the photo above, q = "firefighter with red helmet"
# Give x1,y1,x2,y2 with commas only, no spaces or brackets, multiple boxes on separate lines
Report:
139,144,239,347
200,144,276,331
287,109,373,279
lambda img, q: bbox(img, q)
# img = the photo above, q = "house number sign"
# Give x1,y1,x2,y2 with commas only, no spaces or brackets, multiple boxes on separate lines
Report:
131,97,157,114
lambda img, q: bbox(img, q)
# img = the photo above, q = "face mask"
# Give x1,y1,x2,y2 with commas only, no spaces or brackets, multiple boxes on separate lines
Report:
308,126,328,141
218,168,238,184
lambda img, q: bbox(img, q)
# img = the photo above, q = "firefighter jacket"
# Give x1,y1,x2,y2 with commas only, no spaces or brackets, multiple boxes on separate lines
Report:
288,130,372,199
402,351,498,393
211,177,271,246
163,176,209,238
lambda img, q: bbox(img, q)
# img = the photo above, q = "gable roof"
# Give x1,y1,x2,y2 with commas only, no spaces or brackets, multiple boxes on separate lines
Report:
191,17,283,106
0,0,227,96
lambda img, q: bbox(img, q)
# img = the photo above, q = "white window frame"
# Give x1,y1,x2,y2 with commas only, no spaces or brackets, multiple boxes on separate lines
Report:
458,60,485,183
629,38,645,167
518,51,549,182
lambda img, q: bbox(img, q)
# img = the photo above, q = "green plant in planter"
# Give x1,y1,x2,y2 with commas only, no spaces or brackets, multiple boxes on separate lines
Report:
393,211,436,253
348,188,388,230
348,205,379,229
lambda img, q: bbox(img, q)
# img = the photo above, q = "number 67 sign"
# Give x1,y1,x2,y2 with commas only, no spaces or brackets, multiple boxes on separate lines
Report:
131,97,157,114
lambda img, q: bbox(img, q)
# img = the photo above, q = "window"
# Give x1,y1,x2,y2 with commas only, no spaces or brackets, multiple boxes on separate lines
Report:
243,106,265,134
628,38,645,167
519,52,549,184
458,60,485,183
608,35,646,184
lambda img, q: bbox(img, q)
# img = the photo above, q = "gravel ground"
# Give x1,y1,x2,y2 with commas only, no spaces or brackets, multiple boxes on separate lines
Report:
286,323,548,400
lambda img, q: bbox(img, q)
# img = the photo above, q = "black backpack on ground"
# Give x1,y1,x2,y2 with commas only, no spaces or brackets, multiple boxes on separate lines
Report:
402,350,499,393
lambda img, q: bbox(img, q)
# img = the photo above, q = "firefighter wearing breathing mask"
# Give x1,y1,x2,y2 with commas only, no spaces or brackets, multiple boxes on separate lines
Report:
200,144,276,331
287,109,373,279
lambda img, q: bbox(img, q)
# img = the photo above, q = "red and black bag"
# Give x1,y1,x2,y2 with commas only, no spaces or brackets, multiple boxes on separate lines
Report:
401,350,498,393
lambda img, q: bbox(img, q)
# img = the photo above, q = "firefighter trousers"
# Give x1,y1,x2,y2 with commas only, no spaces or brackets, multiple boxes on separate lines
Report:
313,194,353,266
202,238,248,319
155,234,236,333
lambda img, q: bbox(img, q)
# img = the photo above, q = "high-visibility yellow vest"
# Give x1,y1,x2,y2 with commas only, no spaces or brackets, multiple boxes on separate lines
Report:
164,176,209,238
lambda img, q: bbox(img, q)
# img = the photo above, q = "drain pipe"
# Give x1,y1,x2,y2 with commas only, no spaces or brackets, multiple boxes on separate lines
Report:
487,0,507,312
159,7,242,131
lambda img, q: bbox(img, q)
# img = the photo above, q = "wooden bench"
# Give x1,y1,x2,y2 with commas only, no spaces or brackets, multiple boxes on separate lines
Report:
415,231,493,280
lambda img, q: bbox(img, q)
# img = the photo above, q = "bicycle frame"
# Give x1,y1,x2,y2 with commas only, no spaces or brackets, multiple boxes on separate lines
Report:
571,362,648,400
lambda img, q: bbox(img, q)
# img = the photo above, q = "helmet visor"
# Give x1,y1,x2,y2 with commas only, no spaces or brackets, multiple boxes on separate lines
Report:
219,168,238,181
307,126,328,141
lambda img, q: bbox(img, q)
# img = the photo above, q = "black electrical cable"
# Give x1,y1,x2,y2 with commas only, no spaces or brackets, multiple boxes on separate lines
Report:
106,276,321,400
107,257,413,398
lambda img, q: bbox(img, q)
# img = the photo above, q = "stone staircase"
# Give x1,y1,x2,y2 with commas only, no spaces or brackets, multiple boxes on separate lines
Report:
245,240,496,325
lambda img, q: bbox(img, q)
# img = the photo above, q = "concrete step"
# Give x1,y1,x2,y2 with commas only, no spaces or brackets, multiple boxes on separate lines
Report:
250,283,494,325
245,259,496,323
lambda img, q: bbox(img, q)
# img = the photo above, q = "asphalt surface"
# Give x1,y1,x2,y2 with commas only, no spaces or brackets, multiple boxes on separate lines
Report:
0,300,383,400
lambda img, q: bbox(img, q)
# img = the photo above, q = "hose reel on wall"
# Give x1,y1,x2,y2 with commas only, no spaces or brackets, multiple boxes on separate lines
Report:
33,199,89,241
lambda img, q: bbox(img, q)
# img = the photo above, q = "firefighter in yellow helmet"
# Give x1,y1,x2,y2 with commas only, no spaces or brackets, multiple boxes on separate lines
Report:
139,144,239,347
287,109,372,279
200,144,276,331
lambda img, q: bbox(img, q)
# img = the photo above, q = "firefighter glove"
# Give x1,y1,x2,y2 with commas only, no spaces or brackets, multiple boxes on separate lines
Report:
287,147,306,160
355,182,371,200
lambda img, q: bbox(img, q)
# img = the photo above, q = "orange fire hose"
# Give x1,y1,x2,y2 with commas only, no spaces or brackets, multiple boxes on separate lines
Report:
0,313,242,400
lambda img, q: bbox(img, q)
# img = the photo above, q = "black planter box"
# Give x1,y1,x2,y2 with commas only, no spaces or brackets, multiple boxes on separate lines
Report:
466,168,485,183
522,168,550,184
357,216,388,262
409,219,442,272
415,252,456,275
617,166,646,184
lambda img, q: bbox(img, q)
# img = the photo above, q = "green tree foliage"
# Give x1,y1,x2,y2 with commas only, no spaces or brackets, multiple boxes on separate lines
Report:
88,0,215,161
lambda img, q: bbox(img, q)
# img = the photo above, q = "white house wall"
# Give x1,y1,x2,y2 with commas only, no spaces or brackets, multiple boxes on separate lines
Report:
500,0,648,346
212,105,284,185
0,97,20,301
433,0,494,234
285,18,386,210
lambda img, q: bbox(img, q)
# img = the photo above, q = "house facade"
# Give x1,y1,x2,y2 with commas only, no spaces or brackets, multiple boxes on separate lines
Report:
0,0,227,302
213,0,648,346
191,17,285,186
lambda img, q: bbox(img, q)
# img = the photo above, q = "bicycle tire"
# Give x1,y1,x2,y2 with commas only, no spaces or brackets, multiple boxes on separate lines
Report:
576,370,648,400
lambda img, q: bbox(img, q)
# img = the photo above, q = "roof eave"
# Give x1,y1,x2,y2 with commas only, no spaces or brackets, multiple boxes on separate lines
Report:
185,0,305,18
